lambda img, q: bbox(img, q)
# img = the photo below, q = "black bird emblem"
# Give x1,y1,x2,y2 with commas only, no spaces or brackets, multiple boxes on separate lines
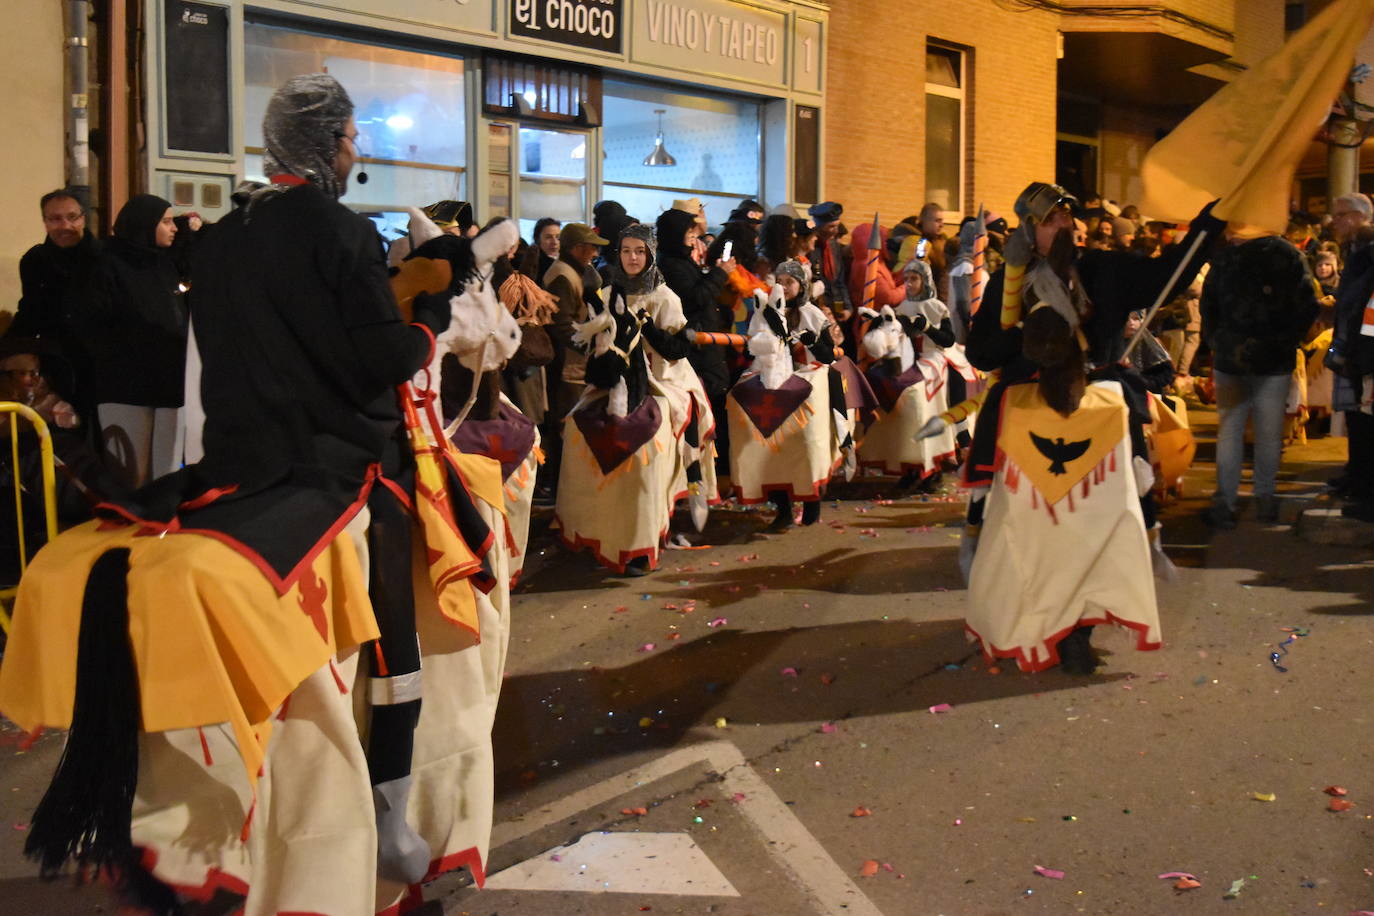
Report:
1030,432,1091,475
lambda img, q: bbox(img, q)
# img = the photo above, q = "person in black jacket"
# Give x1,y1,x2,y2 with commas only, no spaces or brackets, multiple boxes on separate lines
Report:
93,193,187,490
9,189,103,416
656,208,735,398
1320,229,1374,521
1200,234,1319,528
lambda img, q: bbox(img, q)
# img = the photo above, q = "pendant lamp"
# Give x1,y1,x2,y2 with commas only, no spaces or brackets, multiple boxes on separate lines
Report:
642,109,677,167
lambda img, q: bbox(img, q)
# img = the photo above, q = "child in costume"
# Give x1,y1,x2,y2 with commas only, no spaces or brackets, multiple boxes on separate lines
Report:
857,257,958,488
728,260,850,530
554,233,695,574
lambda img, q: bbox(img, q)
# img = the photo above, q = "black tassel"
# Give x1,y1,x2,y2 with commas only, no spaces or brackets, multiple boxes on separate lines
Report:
25,547,140,879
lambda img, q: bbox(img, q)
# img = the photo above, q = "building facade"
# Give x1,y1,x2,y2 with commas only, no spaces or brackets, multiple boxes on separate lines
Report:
7,0,1374,316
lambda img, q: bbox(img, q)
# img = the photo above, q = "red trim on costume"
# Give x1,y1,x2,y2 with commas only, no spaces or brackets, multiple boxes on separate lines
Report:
377,475,415,514
19,727,43,751
372,640,390,677
197,727,214,766
552,513,667,574
965,610,1162,674
328,659,348,694
93,464,381,597
268,174,308,187
856,450,956,480
729,478,830,504
179,484,240,512
138,846,251,902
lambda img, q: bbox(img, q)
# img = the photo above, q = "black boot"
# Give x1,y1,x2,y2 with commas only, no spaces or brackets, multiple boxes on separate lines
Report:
800,499,822,526
623,555,652,577
767,492,795,531
1057,626,1098,676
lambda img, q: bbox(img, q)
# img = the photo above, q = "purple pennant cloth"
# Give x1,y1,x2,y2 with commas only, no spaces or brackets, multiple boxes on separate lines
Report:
572,395,663,475
865,364,923,414
449,401,537,480
833,355,878,411
730,374,812,438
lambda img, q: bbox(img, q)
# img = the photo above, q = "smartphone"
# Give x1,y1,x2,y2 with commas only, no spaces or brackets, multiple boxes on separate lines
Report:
721,240,733,262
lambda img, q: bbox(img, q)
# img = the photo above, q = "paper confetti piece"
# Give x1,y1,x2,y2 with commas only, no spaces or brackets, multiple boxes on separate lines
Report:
639,717,654,728
1329,799,1355,812
1174,877,1201,890
851,806,872,817
1157,872,1197,881
781,667,799,677
1223,877,1246,899
929,703,953,714
1033,866,1065,880
1252,792,1276,802
820,722,837,733
859,860,880,877
730,792,746,803
639,643,657,652
707,617,727,628
621,806,648,816
820,673,835,685
614,606,628,613
713,717,728,728
1324,786,1348,796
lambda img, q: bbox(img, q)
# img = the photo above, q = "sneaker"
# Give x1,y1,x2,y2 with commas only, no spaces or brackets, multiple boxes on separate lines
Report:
1202,503,1237,530
665,532,693,549
622,556,652,577
1255,495,1279,523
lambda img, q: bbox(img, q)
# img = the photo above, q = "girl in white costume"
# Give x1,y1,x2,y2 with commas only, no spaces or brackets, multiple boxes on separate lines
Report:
728,260,851,530
858,257,958,487
555,225,702,574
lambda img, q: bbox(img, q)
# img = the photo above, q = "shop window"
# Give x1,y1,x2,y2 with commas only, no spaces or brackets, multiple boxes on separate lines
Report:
925,43,966,215
243,21,466,235
483,54,601,125
601,77,762,228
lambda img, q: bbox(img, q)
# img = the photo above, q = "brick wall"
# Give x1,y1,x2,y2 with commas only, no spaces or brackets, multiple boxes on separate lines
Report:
822,0,1060,226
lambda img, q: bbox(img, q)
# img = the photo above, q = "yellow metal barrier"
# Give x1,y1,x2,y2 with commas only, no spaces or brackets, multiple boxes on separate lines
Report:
0,403,59,634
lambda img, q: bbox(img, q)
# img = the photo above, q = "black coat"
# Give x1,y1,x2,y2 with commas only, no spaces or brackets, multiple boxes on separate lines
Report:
95,236,188,407
10,233,104,407
1202,236,1318,376
187,183,432,493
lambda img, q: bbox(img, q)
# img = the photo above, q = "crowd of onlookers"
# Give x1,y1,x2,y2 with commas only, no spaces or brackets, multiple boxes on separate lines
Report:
2,181,1369,582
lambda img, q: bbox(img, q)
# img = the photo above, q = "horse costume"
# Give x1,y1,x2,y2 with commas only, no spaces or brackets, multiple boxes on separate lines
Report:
554,283,683,573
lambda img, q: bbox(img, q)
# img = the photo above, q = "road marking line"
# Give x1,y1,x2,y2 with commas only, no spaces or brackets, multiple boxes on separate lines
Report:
490,739,884,916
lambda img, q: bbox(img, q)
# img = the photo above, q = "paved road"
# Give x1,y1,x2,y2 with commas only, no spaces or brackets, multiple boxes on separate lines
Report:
1,407,1370,916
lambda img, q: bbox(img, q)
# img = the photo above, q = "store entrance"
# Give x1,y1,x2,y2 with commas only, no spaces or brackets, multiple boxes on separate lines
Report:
487,121,591,239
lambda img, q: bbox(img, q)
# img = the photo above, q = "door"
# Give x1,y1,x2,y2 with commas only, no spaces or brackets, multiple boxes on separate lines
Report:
488,121,590,239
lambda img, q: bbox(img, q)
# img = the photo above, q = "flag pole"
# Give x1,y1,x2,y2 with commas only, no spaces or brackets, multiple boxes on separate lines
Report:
1121,227,1210,361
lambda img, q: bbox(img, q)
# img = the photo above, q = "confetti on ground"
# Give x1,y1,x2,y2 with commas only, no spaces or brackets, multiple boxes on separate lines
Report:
1033,866,1065,880
621,806,648,816
707,617,727,627
713,717,728,728
639,643,657,652
1174,877,1202,890
639,717,654,728
929,703,953,714
1223,877,1247,899
730,792,746,803
781,667,799,677
1330,799,1355,812
737,553,759,562
1253,792,1277,802
614,606,628,613
820,722,837,734
859,860,880,877
820,673,836,685
1157,871,1197,881
1325,786,1348,796
851,806,872,817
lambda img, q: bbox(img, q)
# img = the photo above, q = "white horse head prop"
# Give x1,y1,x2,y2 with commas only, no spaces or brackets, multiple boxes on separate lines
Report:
860,305,912,370
747,283,794,390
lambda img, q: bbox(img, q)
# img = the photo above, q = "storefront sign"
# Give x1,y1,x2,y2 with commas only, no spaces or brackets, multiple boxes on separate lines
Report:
511,0,623,53
792,15,822,95
630,0,787,87
309,0,496,37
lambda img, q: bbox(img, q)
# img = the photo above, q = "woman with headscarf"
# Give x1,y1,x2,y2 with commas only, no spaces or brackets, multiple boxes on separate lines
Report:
729,260,846,530
555,225,692,574
93,193,187,490
656,207,735,406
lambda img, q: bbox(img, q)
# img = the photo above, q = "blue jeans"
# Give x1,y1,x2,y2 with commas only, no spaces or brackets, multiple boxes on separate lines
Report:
1212,370,1289,509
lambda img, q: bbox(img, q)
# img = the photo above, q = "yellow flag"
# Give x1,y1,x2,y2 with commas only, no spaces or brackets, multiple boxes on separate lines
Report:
1139,0,1374,234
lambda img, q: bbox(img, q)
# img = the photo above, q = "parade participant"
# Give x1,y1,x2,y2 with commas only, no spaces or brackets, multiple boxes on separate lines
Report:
965,304,1160,675
554,275,679,575
857,257,957,489
0,73,464,914
728,262,848,530
611,224,717,532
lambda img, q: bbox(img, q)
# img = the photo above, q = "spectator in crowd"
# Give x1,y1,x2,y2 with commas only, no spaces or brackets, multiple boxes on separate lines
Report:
917,202,949,298
1327,224,1374,520
10,189,103,416
521,217,561,287
94,193,189,490
540,222,607,497
809,202,851,325
1329,192,1371,259
1201,233,1318,528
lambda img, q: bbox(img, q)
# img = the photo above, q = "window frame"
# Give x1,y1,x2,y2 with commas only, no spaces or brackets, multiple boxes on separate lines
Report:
924,41,967,218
